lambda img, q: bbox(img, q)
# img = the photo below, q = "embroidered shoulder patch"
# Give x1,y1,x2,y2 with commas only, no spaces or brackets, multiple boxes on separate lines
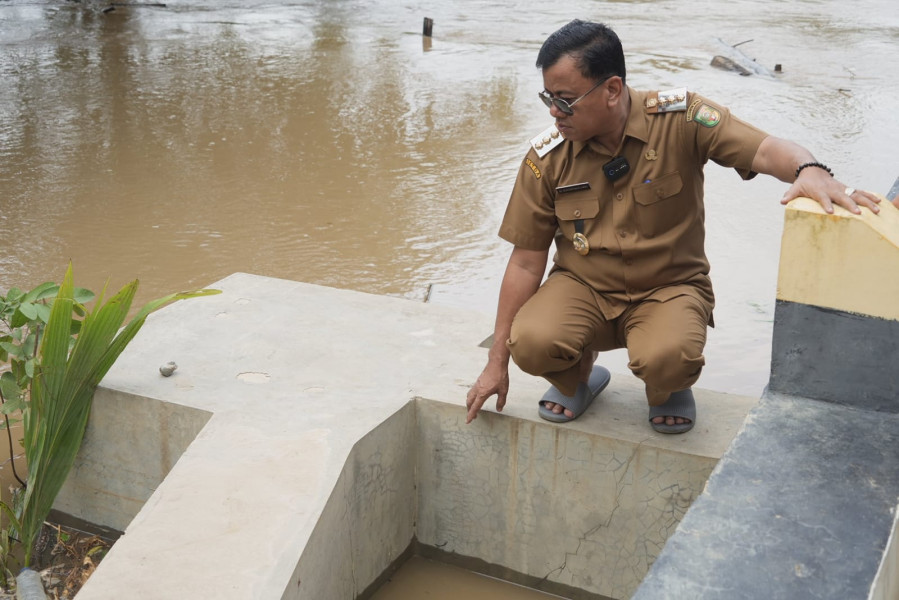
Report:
693,104,721,127
525,158,541,179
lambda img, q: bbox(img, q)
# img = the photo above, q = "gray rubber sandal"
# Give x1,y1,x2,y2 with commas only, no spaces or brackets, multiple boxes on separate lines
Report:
538,365,611,423
649,388,696,434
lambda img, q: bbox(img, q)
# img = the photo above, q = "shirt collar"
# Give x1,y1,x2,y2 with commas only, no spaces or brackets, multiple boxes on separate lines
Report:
571,86,649,156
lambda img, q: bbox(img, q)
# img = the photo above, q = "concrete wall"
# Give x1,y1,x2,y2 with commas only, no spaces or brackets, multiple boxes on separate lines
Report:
769,197,899,410
416,399,718,600
289,403,417,600
55,388,211,531
774,197,899,321
633,197,899,599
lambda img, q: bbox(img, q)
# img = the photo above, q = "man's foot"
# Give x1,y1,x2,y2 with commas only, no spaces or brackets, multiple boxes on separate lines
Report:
648,389,695,434
541,351,599,419
538,364,610,422
650,415,692,426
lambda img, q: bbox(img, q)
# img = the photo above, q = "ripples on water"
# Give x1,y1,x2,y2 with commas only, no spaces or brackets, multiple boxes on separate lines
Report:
0,0,897,396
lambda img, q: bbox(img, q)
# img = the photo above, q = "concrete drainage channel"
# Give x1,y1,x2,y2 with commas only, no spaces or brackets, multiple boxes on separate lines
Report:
297,398,721,600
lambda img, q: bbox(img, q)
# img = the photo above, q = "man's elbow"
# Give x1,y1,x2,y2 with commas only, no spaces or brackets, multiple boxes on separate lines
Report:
750,135,776,176
509,246,548,278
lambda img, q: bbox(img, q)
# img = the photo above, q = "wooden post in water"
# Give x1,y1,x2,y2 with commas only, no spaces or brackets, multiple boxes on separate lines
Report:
422,17,434,37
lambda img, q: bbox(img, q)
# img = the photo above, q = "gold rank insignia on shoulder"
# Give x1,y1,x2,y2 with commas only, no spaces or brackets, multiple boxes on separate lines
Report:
529,124,563,158
645,87,687,114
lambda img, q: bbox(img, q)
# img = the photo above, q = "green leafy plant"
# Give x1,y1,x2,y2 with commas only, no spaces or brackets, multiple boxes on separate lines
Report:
1,264,219,567
0,282,94,428
0,502,19,589
0,278,94,580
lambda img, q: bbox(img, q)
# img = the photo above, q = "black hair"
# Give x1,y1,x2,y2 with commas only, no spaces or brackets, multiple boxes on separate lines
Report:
536,20,626,84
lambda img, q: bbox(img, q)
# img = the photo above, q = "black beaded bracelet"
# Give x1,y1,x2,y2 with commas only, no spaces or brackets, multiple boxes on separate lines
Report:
795,161,833,178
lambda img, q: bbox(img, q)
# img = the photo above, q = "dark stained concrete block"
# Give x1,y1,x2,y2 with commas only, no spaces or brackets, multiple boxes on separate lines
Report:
770,300,899,413
632,393,899,599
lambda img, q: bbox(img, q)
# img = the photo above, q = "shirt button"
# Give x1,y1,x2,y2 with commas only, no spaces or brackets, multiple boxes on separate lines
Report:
618,230,626,238
656,190,665,199
573,210,581,218
616,193,623,200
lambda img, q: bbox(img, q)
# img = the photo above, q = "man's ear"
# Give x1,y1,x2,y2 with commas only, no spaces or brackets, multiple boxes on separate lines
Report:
606,76,624,104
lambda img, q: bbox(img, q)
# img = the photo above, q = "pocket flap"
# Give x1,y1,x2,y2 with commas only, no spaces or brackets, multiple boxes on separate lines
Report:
634,172,683,206
554,196,600,221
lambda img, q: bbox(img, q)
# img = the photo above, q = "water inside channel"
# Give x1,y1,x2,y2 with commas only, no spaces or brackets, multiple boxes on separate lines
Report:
370,556,566,600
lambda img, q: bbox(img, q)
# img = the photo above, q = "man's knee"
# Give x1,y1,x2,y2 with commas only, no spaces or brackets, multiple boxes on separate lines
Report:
629,340,704,391
508,320,579,376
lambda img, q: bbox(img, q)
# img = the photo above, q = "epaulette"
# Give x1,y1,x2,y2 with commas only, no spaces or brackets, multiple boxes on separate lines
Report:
529,124,563,158
644,87,687,114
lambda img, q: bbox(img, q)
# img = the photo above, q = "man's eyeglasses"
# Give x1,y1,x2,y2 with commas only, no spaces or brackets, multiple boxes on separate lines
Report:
538,76,612,115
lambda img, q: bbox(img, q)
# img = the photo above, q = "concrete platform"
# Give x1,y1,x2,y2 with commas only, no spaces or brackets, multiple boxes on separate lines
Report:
58,273,758,600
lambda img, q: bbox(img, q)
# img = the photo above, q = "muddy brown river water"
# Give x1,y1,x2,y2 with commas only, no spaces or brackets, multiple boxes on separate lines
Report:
1,0,897,595
2,0,897,396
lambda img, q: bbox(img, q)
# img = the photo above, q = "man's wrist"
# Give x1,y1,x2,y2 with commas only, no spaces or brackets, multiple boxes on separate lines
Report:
795,161,833,179
488,342,511,366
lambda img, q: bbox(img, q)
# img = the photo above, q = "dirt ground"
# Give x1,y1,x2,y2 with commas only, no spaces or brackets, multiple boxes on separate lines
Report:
1,524,110,599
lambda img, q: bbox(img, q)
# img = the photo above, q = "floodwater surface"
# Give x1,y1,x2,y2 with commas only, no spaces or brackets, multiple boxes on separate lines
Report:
1,1,897,428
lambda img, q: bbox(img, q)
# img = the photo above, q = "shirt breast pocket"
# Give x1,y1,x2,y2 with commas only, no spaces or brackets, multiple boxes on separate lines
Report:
633,171,685,238
554,192,601,245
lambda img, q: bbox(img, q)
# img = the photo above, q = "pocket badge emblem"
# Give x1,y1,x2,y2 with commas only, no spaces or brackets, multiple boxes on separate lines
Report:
572,233,590,256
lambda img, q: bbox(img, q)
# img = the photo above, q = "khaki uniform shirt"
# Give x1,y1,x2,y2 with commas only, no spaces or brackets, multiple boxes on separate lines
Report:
498,87,769,321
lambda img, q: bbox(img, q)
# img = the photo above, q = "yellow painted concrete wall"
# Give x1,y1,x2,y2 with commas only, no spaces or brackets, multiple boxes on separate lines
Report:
777,197,899,321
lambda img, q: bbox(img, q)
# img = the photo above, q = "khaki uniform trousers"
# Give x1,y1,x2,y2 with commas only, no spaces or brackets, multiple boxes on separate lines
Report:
507,271,711,406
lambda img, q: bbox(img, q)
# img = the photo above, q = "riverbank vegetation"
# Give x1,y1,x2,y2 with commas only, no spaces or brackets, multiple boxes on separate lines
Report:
0,265,218,596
